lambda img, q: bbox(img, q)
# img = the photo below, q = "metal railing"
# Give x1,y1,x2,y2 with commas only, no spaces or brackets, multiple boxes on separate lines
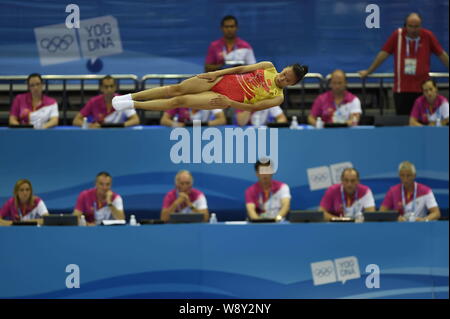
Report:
286,73,325,115
141,74,196,89
0,72,448,123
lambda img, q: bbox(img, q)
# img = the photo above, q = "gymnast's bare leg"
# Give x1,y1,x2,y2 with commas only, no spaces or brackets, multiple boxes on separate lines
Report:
133,91,227,111
112,75,222,110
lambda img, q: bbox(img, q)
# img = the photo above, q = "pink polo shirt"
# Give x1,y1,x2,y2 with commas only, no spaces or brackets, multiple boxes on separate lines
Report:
205,37,256,66
320,183,375,217
381,183,438,217
162,188,207,213
311,91,361,124
80,94,137,124
10,92,58,125
410,95,449,124
245,180,291,217
0,196,48,221
74,188,123,224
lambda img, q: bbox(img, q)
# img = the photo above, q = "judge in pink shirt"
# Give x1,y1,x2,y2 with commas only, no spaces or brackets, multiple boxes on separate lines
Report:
9,73,59,129
0,179,49,226
245,159,291,221
320,168,376,221
73,75,140,128
409,79,449,126
161,170,209,222
73,172,125,226
308,70,361,127
380,161,440,222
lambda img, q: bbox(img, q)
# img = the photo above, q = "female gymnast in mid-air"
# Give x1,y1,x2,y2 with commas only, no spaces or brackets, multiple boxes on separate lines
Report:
112,61,308,112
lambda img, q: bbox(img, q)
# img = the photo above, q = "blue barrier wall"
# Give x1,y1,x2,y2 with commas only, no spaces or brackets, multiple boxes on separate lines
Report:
0,0,448,76
0,222,447,299
0,127,448,220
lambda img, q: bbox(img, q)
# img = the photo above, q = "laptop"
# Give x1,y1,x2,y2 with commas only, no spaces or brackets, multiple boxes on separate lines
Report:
9,124,34,128
140,219,165,225
267,122,290,128
249,217,277,223
101,123,124,128
363,211,398,222
43,214,78,226
289,210,324,223
324,123,348,128
169,213,204,224
12,221,38,226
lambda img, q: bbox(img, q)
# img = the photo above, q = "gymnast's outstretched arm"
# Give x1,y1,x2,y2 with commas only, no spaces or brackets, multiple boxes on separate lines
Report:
197,61,275,82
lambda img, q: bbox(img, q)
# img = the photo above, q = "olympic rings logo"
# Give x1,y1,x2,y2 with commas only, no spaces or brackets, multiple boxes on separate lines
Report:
40,35,74,53
310,173,330,183
314,266,334,278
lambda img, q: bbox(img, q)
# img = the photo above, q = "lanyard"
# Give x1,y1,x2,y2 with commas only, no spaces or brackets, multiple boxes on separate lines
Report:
175,190,190,212
340,185,358,217
17,205,24,221
405,36,420,57
222,42,238,63
259,188,273,216
402,182,417,215
425,104,440,120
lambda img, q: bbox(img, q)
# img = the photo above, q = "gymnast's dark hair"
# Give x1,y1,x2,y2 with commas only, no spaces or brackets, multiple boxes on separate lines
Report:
291,64,309,84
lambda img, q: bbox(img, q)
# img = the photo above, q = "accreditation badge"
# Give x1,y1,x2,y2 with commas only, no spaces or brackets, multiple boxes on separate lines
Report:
404,58,417,75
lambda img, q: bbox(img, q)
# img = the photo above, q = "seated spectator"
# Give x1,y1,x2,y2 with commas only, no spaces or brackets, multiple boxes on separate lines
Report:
235,106,287,126
0,179,49,226
320,168,375,221
380,161,440,221
9,73,59,129
245,159,291,221
161,170,209,222
73,172,125,226
160,108,226,127
308,70,361,126
409,79,449,126
73,75,140,128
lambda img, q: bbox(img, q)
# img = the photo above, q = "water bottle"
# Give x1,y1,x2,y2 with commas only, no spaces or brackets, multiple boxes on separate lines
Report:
290,115,299,130
82,117,89,129
209,213,218,224
129,214,138,226
79,215,87,226
354,211,364,223
172,115,179,127
252,114,261,128
33,118,43,129
436,118,442,127
408,213,416,222
316,117,324,129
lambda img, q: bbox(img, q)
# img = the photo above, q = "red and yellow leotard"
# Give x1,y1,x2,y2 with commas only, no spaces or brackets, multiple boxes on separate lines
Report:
211,67,283,104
